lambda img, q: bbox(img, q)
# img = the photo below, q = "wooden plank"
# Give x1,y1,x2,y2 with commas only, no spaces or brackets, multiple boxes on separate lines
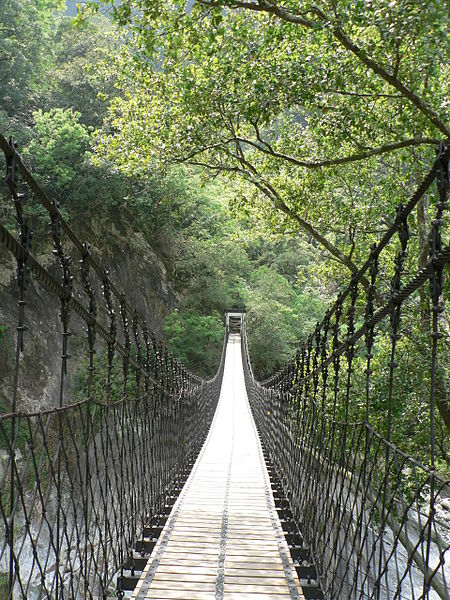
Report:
224,583,291,593
169,532,222,540
162,546,221,556
226,560,288,570
224,592,294,600
225,548,282,557
142,591,213,599
155,565,218,576
226,577,291,587
152,573,217,583
150,580,216,591
158,556,219,566
225,569,287,579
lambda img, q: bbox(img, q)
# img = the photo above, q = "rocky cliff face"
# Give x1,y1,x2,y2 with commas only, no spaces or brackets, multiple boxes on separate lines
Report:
0,213,177,414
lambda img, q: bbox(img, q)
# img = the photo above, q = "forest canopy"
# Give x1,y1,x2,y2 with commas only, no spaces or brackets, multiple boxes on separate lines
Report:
82,0,448,278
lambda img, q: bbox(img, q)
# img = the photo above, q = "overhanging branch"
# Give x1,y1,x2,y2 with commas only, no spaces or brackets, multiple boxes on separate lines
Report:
235,136,441,169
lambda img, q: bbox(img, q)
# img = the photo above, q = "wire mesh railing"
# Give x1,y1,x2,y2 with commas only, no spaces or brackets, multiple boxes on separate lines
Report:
0,132,226,599
242,143,450,599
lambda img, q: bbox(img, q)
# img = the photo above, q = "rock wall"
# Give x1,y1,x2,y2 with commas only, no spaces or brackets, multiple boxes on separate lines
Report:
0,213,177,414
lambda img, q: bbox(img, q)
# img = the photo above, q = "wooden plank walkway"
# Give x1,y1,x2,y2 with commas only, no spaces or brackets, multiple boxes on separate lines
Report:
132,334,304,600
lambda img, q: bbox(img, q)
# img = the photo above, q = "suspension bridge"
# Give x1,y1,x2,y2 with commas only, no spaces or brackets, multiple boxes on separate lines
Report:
0,131,449,600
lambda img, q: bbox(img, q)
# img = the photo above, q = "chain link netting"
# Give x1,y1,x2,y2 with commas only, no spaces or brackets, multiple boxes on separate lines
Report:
0,132,225,599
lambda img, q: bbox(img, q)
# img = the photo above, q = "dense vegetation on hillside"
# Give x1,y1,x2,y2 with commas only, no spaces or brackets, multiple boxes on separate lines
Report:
1,1,448,469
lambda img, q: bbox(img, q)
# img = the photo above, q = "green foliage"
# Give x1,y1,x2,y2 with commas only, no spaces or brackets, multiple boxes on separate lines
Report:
89,0,447,291
244,273,297,379
25,108,91,189
160,176,329,378
165,310,224,377
0,4,128,236
345,319,450,473
41,16,118,128
0,1,113,127
3,107,131,234
244,266,328,378
0,0,63,119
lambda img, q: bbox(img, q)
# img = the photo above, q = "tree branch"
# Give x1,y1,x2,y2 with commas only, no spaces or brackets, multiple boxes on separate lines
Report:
321,89,404,99
235,136,440,168
175,139,235,163
330,24,449,137
188,150,381,301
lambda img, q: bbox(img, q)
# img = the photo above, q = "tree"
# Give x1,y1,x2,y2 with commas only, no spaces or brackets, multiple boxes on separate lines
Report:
0,0,62,119
25,108,91,190
164,310,224,376
84,0,447,283
83,0,449,433
41,15,119,128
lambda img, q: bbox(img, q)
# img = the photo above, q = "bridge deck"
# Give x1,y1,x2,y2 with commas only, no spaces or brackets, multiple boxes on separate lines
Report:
132,334,304,600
